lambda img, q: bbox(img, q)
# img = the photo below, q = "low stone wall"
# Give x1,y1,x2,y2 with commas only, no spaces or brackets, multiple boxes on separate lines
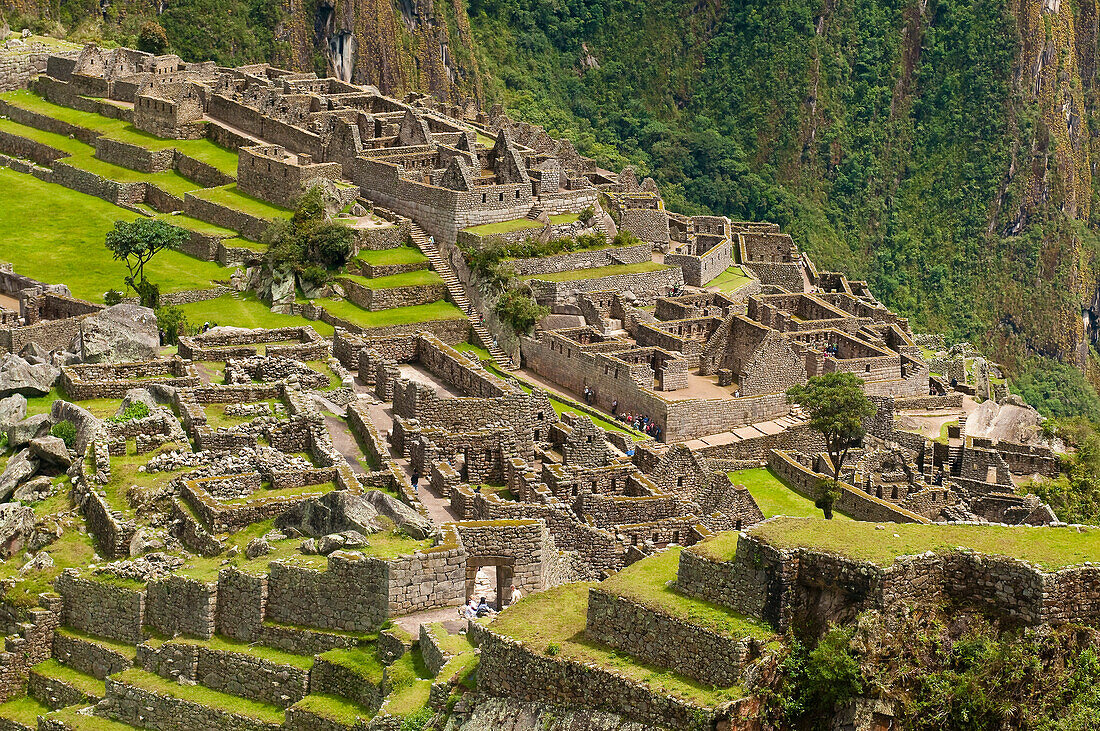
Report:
266,554,389,634
0,128,68,166
505,244,652,277
183,192,274,242
52,630,132,680
144,575,217,639
55,572,144,644
51,160,145,206
101,677,283,731
768,450,927,524
338,278,446,311
476,626,733,730
527,266,683,309
308,656,383,711
355,220,409,251
94,136,174,173
296,301,469,343
28,669,96,709
215,569,266,643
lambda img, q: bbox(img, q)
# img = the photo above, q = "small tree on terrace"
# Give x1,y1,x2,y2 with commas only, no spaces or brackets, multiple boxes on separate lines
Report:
105,219,187,308
786,372,875,518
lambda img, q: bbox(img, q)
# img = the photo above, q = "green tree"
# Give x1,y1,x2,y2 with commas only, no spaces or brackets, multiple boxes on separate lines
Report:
495,287,547,334
137,21,169,55
262,187,353,289
104,219,187,308
787,372,875,513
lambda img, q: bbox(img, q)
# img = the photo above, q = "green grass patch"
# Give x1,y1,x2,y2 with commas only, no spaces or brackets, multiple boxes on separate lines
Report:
32,659,105,698
727,467,848,520
189,185,291,220
601,548,773,640
490,583,744,706
43,706,140,730
291,693,373,726
707,265,754,293
176,294,333,336
339,270,443,289
168,634,314,670
112,668,285,724
0,695,50,726
313,297,466,328
548,212,581,225
55,627,138,660
384,679,431,717
463,218,542,236
0,168,232,302
318,646,384,683
751,516,1100,569
426,624,476,658
523,261,669,283
152,212,237,238
354,247,427,266
1,526,97,609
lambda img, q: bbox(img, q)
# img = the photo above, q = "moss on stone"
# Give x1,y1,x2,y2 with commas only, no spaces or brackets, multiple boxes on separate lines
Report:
111,668,286,724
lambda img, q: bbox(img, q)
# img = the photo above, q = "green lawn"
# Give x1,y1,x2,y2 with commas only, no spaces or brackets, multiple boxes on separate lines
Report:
601,548,773,640
707,265,754,292
32,659,105,698
189,185,291,220
291,693,374,726
354,247,427,266
463,218,542,236
176,294,334,336
0,696,50,726
0,168,231,301
42,706,140,731
524,261,669,283
1,90,238,175
750,516,1100,570
314,297,466,328
152,212,237,238
339,270,443,289
318,646,384,683
490,583,744,706
548,212,581,225
728,468,850,520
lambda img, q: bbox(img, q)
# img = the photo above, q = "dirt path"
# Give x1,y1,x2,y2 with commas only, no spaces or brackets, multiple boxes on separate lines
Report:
323,412,369,475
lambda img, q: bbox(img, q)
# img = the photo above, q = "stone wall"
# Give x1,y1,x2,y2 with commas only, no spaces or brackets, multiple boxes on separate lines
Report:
52,630,131,680
55,572,144,644
585,588,754,687
338,278,445,311
144,575,217,639
504,244,652,277
100,676,282,731
265,553,389,634
527,266,683,310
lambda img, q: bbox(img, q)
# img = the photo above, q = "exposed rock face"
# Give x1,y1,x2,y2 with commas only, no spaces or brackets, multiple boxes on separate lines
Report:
79,304,159,364
245,537,272,559
116,389,158,418
12,475,54,503
276,490,385,537
364,489,434,539
0,395,27,427
29,436,70,467
50,401,102,455
0,503,36,558
0,450,39,503
0,355,58,397
5,414,50,449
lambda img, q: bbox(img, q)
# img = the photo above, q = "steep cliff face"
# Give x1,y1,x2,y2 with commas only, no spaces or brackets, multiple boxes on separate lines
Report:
280,0,482,103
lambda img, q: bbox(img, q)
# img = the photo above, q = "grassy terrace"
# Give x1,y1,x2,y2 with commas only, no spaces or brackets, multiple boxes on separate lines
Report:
1,90,239,175
490,583,744,706
463,217,542,236
600,548,773,640
0,695,51,726
292,693,374,726
524,261,670,283
56,627,138,660
748,516,1100,570
188,184,291,220
708,265,754,293
339,270,444,289
728,467,849,520
0,168,231,301
318,646,384,683
548,212,581,225
167,634,314,670
313,297,466,328
33,659,105,698
354,247,427,266
112,668,285,724
43,706,140,730
177,294,335,336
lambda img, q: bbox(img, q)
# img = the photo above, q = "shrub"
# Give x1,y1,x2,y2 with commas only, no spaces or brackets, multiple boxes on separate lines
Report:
104,289,124,306
546,643,560,656
50,421,77,448
578,205,595,222
133,278,160,309
768,626,863,727
496,287,547,334
109,402,150,424
613,229,643,247
156,305,188,346
137,21,169,54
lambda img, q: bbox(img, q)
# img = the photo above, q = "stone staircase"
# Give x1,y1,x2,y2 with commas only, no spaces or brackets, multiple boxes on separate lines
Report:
408,223,517,370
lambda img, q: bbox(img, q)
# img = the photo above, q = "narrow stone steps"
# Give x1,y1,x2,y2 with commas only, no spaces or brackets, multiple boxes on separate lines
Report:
407,222,517,370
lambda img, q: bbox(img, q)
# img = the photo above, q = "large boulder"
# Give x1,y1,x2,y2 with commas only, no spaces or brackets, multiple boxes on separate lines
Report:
0,395,26,428
115,389,157,419
365,489,434,539
79,304,159,364
276,491,384,537
0,503,36,558
50,401,101,455
12,475,54,503
29,436,71,468
6,414,51,449
0,355,58,397
0,450,37,503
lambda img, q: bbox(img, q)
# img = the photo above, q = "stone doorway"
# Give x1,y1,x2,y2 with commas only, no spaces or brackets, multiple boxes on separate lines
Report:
466,556,515,611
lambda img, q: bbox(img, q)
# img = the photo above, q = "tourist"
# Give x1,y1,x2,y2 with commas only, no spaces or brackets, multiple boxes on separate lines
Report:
476,597,496,617
508,585,522,605
462,599,478,620
611,400,618,415
411,471,419,495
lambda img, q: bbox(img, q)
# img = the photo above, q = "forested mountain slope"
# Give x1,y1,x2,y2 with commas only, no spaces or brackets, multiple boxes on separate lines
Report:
5,0,1100,410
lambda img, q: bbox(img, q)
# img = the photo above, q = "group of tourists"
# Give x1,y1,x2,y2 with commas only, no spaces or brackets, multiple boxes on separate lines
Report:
610,400,661,439
460,585,523,620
